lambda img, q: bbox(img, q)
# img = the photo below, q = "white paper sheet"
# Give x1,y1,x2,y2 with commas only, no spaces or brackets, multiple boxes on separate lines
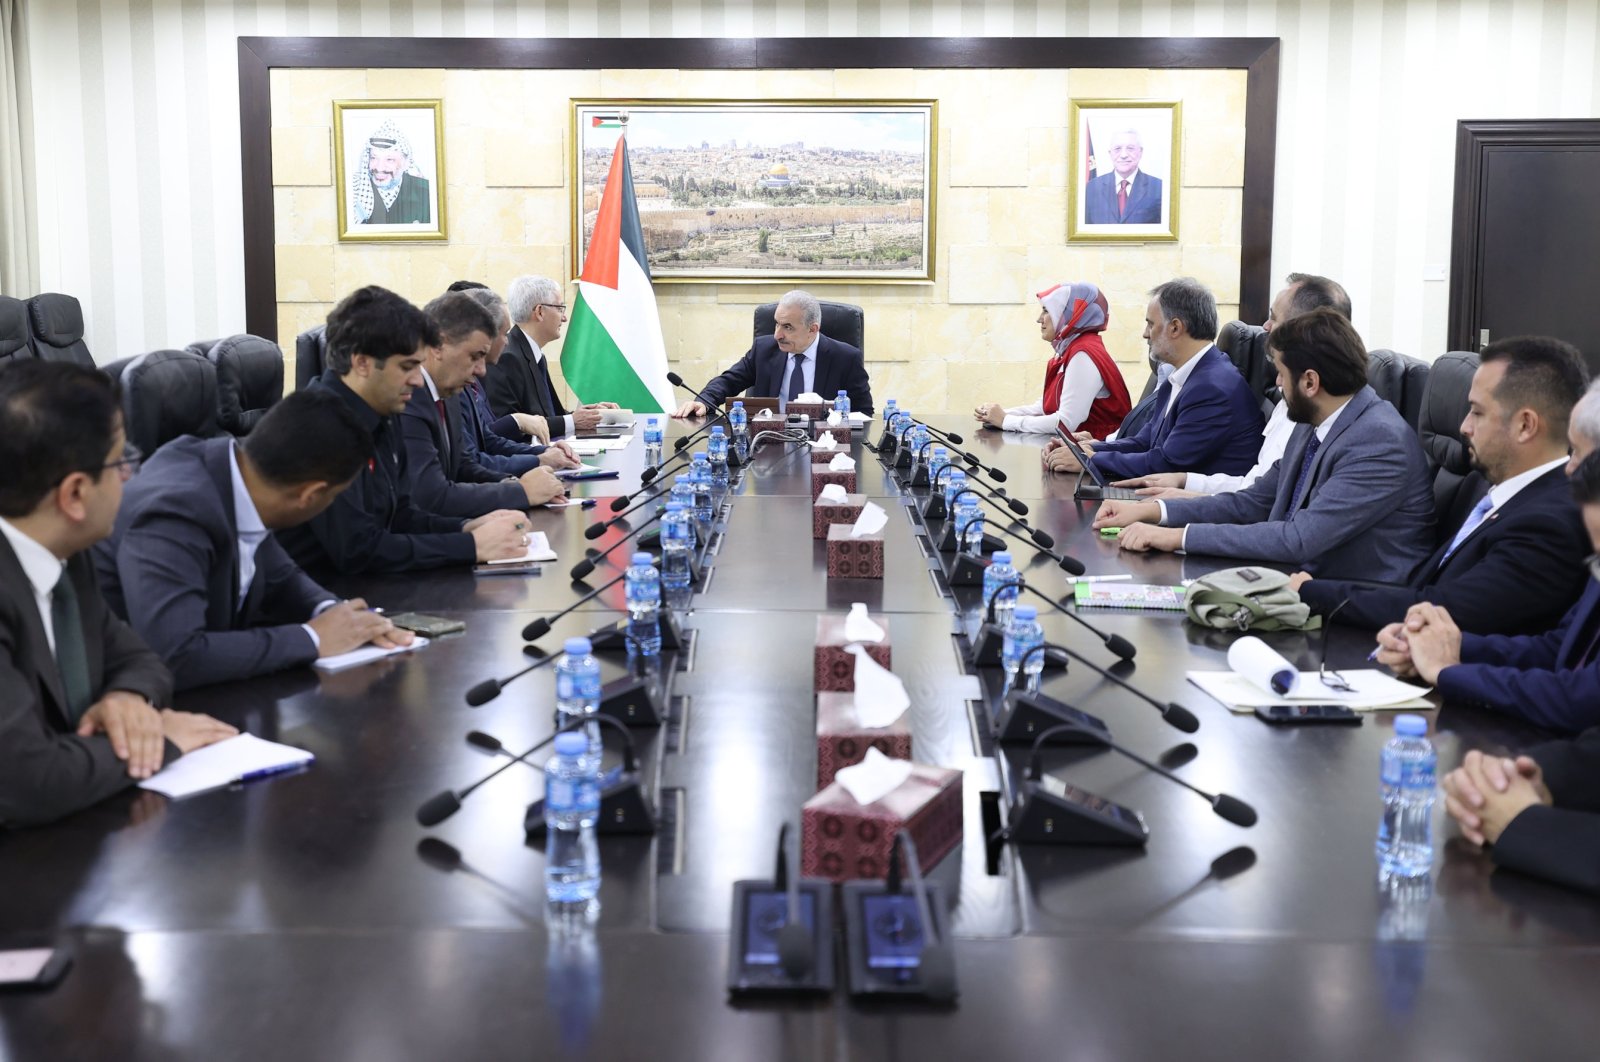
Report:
483,531,557,565
827,453,856,472
847,411,870,423
845,645,910,726
1186,668,1433,711
843,602,886,643
835,747,915,806
1227,636,1299,696
850,501,888,537
313,635,430,673
817,483,848,503
138,733,316,799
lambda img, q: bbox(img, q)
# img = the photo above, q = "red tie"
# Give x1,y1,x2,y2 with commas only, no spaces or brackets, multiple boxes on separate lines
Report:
434,398,448,429
1118,179,1129,218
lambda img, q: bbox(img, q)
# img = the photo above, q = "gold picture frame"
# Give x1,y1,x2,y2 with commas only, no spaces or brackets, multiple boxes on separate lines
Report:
571,99,938,284
1067,99,1182,243
333,99,448,242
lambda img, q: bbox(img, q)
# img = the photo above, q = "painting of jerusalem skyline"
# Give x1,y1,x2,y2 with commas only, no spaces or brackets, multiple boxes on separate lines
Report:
573,102,936,282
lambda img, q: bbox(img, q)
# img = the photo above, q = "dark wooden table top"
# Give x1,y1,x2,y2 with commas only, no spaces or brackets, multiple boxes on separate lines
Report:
4,415,1596,1061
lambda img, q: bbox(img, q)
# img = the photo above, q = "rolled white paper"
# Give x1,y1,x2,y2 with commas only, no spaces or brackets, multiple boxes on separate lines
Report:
1227,635,1299,697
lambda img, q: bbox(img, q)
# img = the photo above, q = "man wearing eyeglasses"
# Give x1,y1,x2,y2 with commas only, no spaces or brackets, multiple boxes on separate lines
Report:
485,274,618,438
0,362,237,827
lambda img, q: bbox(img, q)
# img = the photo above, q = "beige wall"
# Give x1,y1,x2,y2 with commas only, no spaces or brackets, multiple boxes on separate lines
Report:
272,65,1245,412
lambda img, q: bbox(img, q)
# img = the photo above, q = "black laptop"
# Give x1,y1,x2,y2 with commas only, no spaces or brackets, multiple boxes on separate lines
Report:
1057,426,1142,501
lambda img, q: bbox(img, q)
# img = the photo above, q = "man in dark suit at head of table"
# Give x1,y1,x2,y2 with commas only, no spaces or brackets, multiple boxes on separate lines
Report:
671,288,874,418
95,389,414,692
0,361,237,827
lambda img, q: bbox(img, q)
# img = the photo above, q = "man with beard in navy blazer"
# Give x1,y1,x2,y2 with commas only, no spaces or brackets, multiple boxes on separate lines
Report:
672,289,873,418
1295,336,1590,635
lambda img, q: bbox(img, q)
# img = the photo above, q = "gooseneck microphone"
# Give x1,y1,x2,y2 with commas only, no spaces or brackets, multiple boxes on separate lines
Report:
886,830,957,1001
666,371,723,417
462,650,561,707
1026,722,1257,827
597,476,673,523
640,447,694,486
947,488,1085,574
982,583,1136,661
570,507,670,580
521,570,629,641
774,821,812,979
909,419,965,448
415,727,566,826
1018,642,1199,734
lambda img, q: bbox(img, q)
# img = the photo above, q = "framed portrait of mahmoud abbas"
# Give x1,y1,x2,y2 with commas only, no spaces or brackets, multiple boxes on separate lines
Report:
333,99,448,242
1068,99,1182,243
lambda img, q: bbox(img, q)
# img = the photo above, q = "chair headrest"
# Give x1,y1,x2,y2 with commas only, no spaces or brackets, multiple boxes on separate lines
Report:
26,293,86,347
1418,350,1479,473
120,349,219,454
0,296,30,358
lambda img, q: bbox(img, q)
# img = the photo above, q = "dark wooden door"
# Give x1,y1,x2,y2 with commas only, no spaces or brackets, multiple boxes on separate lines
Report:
1449,119,1600,369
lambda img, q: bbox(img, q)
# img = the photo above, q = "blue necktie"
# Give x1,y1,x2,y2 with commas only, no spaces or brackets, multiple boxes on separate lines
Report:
1440,494,1494,564
785,353,806,401
1286,433,1321,517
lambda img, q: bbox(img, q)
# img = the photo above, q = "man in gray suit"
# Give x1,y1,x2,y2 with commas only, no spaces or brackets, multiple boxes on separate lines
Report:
1091,308,1435,581
0,362,236,826
96,389,412,692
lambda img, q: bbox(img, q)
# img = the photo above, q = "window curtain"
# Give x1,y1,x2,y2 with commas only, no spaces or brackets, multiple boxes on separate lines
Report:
0,0,37,297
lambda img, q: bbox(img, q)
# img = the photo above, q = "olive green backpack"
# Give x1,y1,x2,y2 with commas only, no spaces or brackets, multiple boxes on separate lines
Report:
1183,566,1322,632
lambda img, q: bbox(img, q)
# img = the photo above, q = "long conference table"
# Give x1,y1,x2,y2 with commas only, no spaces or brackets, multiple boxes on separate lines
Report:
4,415,1598,1060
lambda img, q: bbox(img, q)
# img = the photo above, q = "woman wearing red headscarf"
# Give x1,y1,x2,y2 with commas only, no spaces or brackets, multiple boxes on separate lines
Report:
974,281,1132,440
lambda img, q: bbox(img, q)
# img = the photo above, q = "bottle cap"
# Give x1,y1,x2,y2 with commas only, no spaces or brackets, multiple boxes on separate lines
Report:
665,502,685,512
711,426,725,435
837,390,847,395
732,400,744,408
564,637,592,656
1014,605,1037,620
646,416,658,425
991,552,1012,564
631,552,654,566
1393,714,1428,737
554,732,588,757
693,451,707,460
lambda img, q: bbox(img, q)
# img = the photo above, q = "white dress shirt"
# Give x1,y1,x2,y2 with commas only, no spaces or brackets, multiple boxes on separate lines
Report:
1002,354,1110,435
1161,344,1210,417
1185,399,1294,495
1481,455,1571,514
0,515,66,654
777,334,822,412
228,442,327,649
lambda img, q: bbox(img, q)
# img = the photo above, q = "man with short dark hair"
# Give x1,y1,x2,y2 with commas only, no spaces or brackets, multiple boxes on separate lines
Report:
1092,308,1435,581
1377,449,1600,736
0,362,236,827
277,286,529,579
1044,277,1264,480
401,291,567,518
1294,335,1590,634
1115,272,1352,497
95,390,414,691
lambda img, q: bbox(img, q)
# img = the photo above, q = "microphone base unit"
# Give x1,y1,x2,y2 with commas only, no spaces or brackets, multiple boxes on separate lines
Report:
597,674,667,727
910,464,931,488
840,878,957,1002
994,689,1110,746
1007,778,1149,846
726,878,837,995
922,496,947,522
936,524,1005,555
893,447,914,471
587,612,685,653
947,552,989,587
969,624,1068,670
524,770,657,836
876,432,897,456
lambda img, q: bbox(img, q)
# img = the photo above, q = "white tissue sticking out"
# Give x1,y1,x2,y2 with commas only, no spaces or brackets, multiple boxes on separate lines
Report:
817,483,848,504
813,433,838,452
843,602,885,643
845,644,910,726
850,501,888,538
798,391,825,404
827,453,856,472
1228,635,1299,697
827,409,843,426
834,746,914,805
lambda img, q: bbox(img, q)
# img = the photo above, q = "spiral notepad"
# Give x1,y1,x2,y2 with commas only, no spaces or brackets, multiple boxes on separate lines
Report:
1072,583,1187,610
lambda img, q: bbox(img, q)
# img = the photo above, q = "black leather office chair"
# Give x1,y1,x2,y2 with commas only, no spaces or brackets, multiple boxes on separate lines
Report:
25,293,95,366
295,324,329,391
1367,349,1431,430
1215,320,1278,416
103,349,219,456
0,296,32,364
752,301,865,353
1417,350,1480,542
195,334,284,435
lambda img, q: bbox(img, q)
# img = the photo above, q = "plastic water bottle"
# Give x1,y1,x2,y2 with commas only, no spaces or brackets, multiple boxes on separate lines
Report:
944,468,968,512
689,450,712,494
882,398,898,426
707,427,730,495
554,637,602,764
544,731,601,907
624,551,661,660
834,390,851,418
669,472,696,523
1001,605,1045,693
957,494,984,555
889,410,911,448
908,423,930,469
642,417,663,466
660,502,693,590
1377,714,1436,877
983,552,1020,631
691,470,714,525
729,401,750,462
928,446,950,492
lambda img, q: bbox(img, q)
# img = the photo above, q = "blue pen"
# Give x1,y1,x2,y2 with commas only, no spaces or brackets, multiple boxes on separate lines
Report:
1367,648,1380,662
236,761,312,785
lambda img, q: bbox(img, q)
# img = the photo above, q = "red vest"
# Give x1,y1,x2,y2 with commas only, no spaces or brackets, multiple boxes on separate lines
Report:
1043,334,1131,440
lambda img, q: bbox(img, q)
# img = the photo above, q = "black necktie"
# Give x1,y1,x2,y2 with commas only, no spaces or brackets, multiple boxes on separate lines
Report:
785,354,806,401
51,571,93,721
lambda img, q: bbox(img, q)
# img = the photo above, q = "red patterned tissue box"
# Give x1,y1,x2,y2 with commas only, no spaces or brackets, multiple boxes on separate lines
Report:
826,523,884,579
802,763,964,882
814,612,892,692
788,401,828,420
810,444,846,464
811,466,858,499
813,422,853,445
816,691,913,790
813,493,867,539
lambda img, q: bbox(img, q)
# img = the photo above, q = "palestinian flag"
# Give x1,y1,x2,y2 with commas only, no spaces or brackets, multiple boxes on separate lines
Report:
561,137,673,413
